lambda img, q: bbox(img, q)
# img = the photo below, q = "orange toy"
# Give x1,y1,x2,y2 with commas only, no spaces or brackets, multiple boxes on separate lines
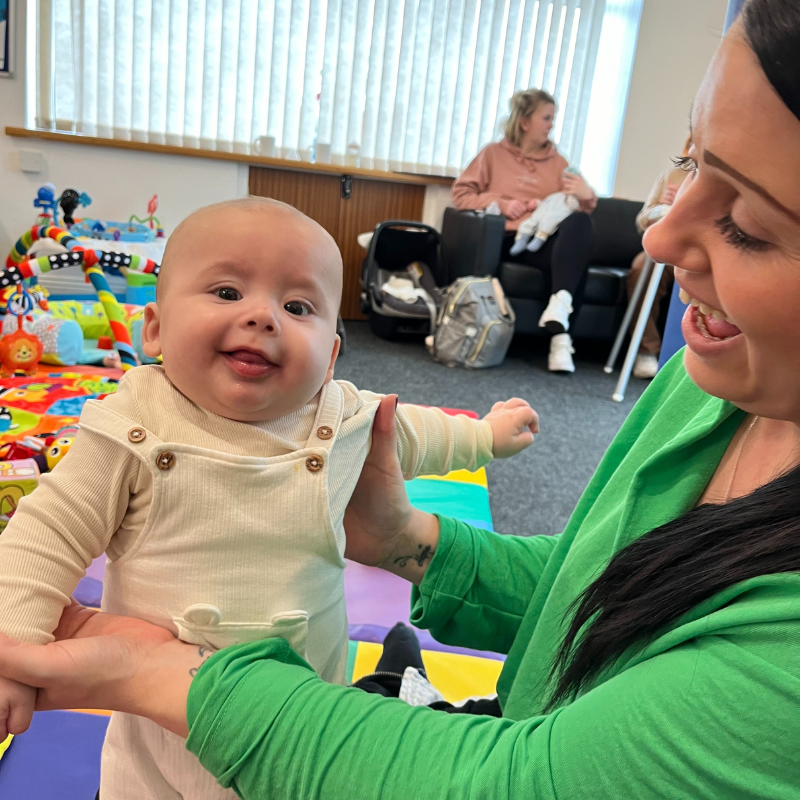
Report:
0,330,44,377
0,285,44,378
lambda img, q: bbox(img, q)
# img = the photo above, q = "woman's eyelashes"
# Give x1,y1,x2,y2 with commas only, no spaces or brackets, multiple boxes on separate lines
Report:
672,154,697,175
715,214,770,252
669,154,771,253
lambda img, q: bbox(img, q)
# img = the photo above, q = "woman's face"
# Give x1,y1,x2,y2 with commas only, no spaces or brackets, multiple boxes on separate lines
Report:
519,103,555,149
644,28,800,423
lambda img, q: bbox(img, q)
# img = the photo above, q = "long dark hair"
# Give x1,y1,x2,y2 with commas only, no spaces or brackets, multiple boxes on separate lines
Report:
547,0,800,710
546,463,800,708
744,0,800,120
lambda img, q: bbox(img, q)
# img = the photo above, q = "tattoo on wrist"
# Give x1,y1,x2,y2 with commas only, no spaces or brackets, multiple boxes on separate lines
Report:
189,646,213,678
393,543,434,569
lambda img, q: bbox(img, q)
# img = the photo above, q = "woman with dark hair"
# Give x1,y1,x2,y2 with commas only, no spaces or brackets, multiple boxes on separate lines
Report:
1,2,800,796
452,89,598,373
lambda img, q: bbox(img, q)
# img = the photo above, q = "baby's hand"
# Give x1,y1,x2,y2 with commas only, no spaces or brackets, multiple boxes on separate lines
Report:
484,398,539,459
0,675,35,740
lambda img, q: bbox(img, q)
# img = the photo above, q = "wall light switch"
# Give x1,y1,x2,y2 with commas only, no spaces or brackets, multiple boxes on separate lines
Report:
19,150,44,173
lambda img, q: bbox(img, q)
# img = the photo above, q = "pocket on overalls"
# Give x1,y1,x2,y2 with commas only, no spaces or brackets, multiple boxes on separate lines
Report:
173,603,310,659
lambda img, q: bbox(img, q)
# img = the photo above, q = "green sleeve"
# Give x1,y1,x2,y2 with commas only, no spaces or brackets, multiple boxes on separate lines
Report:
409,516,560,654
186,634,798,800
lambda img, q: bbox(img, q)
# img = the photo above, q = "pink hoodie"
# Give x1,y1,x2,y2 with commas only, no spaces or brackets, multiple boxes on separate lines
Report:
452,138,597,230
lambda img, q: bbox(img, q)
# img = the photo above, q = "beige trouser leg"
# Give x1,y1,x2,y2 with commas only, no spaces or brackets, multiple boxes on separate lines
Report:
100,712,238,800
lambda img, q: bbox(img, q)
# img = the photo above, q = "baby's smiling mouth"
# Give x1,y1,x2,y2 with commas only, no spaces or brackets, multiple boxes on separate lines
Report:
223,349,278,378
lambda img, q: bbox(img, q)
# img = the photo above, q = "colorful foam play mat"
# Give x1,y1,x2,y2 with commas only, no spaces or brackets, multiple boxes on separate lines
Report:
0,401,503,798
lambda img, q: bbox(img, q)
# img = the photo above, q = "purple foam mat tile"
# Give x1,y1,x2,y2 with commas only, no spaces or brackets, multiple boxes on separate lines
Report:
344,560,413,627
73,576,103,608
85,554,107,582
348,623,505,662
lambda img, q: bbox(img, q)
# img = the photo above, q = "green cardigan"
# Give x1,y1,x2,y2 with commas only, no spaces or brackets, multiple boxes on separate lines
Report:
186,356,800,799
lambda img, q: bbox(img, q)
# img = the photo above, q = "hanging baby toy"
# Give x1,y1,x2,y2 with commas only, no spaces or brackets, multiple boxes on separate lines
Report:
129,194,165,238
0,284,44,378
4,224,160,371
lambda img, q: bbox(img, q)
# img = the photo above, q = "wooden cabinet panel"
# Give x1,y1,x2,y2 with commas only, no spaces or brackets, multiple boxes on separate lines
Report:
248,166,426,319
248,167,341,238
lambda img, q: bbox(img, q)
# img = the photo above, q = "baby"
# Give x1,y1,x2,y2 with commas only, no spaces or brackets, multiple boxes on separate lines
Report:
0,198,538,799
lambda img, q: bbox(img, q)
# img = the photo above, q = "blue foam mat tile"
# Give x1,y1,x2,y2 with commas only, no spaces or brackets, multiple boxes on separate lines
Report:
0,710,108,799
407,478,493,531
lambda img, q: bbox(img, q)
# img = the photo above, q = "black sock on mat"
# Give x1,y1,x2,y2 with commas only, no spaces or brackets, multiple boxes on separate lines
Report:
374,622,426,677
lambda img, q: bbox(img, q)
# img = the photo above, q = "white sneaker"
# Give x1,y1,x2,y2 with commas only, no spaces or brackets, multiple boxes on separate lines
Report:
538,290,573,334
633,353,659,379
548,333,575,373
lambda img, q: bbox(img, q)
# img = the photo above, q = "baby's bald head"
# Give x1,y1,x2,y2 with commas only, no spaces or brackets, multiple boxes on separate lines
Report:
157,198,342,303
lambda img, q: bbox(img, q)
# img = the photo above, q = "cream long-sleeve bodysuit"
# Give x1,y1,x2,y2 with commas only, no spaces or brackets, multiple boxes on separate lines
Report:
0,365,493,799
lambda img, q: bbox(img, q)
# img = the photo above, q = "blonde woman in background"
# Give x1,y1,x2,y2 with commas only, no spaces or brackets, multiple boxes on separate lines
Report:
452,89,598,373
628,136,693,379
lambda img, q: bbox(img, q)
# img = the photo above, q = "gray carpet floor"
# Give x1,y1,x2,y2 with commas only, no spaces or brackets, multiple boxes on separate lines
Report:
334,322,649,538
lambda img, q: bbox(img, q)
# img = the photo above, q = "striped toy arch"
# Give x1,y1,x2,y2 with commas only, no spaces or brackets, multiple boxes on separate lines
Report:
3,225,161,371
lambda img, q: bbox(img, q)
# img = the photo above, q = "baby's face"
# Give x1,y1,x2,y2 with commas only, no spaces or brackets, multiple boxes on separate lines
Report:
142,205,342,422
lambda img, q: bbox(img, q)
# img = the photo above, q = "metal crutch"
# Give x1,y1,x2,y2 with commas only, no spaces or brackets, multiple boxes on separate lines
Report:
612,261,666,402
604,255,654,375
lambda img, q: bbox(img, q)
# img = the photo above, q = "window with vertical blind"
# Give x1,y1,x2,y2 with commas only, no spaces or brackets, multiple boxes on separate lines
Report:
33,0,642,194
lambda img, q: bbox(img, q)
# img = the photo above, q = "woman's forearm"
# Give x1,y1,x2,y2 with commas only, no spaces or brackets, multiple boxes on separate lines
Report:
378,508,441,585
132,640,213,737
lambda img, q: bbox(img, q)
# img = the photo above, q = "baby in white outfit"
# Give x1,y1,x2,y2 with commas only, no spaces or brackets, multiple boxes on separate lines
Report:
0,198,538,799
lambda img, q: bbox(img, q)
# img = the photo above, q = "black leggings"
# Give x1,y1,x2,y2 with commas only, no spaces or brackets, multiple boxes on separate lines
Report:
501,210,594,325
352,623,503,718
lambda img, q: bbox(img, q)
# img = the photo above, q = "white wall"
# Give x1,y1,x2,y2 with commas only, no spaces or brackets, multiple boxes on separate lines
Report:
613,0,728,200
0,4,247,260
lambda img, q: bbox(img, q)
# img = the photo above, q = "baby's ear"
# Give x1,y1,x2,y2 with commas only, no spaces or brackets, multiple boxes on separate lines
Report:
323,335,341,384
141,303,163,359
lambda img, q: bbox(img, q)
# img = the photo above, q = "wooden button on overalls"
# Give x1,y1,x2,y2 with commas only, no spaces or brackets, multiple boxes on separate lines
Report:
128,427,147,443
156,451,175,471
306,455,324,472
316,426,333,440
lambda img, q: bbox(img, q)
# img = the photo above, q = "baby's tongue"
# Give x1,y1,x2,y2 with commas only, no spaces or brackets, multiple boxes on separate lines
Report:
704,311,741,339
230,350,269,365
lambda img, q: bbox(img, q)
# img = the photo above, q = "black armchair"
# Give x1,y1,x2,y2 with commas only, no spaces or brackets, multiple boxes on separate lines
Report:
441,198,644,340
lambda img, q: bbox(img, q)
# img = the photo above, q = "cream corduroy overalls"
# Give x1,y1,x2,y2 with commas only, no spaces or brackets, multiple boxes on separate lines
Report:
80,382,354,799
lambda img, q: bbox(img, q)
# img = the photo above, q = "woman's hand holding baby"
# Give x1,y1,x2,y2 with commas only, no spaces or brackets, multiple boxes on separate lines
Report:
484,398,539,459
561,172,594,202
0,601,199,738
498,199,528,220
344,395,441,586
0,674,35,741
658,182,678,206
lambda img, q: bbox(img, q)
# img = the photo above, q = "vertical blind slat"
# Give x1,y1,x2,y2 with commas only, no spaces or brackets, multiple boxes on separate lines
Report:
297,0,327,160
36,0,641,192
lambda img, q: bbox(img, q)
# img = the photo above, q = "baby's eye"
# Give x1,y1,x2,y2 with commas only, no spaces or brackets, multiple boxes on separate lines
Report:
216,287,241,301
284,301,310,316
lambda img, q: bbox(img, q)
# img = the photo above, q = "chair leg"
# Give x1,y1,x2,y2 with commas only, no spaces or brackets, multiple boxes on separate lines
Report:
613,262,666,402
605,256,653,374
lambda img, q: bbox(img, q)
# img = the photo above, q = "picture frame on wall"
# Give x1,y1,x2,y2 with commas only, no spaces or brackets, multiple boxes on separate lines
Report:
0,0,14,78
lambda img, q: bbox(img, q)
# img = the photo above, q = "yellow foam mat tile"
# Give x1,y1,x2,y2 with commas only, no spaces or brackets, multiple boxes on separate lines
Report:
352,642,502,703
418,467,488,488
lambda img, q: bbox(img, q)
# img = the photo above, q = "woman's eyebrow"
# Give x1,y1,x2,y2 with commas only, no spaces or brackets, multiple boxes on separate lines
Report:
704,149,800,225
